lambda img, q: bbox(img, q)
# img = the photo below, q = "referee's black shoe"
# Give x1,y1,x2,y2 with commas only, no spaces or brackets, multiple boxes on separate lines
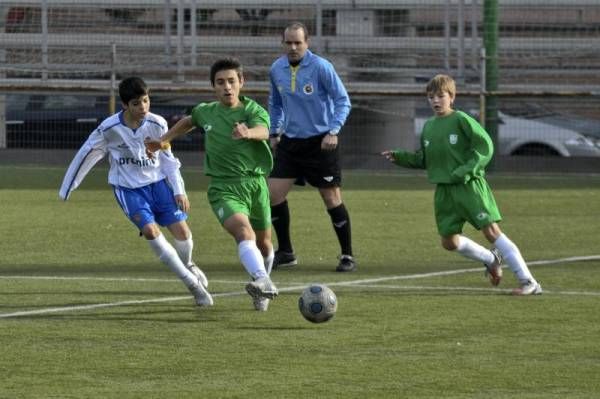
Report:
273,250,297,269
336,255,356,272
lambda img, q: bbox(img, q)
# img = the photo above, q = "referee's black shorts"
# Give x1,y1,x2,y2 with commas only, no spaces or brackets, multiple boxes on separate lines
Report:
270,133,342,188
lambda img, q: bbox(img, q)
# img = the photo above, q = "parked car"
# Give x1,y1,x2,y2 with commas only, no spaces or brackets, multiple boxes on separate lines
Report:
5,94,203,150
414,109,600,157
504,103,600,147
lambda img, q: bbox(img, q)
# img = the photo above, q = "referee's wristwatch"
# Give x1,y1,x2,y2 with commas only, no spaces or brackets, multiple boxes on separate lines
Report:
328,129,339,136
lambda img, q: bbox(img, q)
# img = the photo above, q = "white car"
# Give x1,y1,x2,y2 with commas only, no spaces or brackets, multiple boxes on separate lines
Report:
415,111,600,157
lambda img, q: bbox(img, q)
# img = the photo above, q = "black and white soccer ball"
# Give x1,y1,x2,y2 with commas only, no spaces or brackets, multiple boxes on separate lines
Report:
298,284,337,323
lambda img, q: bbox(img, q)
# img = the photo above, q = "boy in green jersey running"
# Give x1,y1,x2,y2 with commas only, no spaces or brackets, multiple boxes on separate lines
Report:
382,74,541,295
146,58,278,310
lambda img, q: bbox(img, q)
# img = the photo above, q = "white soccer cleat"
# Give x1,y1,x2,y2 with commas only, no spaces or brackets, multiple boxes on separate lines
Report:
252,297,270,312
188,279,214,307
484,248,503,287
245,276,278,300
187,262,208,288
512,280,543,296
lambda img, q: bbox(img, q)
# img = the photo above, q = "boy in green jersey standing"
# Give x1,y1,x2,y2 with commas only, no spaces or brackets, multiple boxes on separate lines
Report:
382,74,541,295
146,58,278,310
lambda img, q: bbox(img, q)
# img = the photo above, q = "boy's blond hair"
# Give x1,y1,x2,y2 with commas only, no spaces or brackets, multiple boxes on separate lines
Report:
426,74,456,97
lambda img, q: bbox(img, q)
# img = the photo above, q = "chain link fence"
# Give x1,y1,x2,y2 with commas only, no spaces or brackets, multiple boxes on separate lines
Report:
1,0,599,172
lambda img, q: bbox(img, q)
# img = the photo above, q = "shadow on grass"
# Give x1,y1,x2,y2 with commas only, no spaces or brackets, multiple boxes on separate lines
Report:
0,290,185,296
0,263,170,275
1,303,224,323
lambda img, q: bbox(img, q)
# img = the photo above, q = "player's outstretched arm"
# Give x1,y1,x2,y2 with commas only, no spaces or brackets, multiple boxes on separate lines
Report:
145,116,195,154
382,149,426,169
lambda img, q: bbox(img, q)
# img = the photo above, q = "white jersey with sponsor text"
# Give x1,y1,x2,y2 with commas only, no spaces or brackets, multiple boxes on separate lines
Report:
59,111,185,200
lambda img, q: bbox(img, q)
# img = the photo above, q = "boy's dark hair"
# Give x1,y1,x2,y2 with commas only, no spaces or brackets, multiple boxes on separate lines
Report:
210,57,243,86
283,22,309,41
118,77,149,104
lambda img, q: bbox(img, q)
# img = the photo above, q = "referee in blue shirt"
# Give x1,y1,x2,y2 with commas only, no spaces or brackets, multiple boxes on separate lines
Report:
268,22,355,272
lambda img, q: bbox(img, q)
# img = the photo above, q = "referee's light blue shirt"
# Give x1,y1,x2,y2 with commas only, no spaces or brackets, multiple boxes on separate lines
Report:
269,50,351,138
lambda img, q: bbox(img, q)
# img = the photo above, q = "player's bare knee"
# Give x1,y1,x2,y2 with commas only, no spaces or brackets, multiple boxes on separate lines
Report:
141,222,161,240
269,187,287,205
441,237,458,251
269,178,293,205
168,221,191,241
320,187,341,208
233,226,255,243
482,223,501,243
270,196,287,206
254,228,272,255
256,240,272,257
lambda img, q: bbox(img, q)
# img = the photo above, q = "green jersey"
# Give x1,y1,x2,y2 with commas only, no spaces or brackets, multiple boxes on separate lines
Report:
392,110,493,184
190,96,272,178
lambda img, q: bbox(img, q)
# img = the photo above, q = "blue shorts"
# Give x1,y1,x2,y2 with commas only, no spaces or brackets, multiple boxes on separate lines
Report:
113,179,187,230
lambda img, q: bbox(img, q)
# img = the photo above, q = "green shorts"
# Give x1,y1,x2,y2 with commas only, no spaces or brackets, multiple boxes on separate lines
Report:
434,177,502,236
207,176,271,231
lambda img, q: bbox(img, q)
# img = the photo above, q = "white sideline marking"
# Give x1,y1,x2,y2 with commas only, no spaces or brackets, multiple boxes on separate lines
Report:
1,254,599,319
2,255,598,286
332,255,600,287
527,255,600,265
0,296,194,319
349,284,600,297
0,275,246,284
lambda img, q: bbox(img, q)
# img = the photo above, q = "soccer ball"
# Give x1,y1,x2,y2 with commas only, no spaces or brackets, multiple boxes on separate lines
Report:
298,284,337,323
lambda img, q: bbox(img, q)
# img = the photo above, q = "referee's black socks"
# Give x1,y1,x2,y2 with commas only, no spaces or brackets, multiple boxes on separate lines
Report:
328,203,353,256
271,200,293,253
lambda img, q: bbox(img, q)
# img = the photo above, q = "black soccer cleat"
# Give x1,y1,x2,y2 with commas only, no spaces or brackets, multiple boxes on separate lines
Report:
273,250,298,269
336,255,356,272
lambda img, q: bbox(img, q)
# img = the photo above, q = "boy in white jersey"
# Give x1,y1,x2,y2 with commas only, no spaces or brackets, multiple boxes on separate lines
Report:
59,77,213,306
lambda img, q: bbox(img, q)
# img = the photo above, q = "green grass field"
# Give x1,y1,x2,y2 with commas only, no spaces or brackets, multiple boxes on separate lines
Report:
1,165,600,398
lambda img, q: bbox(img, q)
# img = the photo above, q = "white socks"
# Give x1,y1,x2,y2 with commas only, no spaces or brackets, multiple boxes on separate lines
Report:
264,248,274,275
148,234,197,288
456,234,536,284
238,240,268,280
494,233,535,283
173,236,193,266
456,236,495,265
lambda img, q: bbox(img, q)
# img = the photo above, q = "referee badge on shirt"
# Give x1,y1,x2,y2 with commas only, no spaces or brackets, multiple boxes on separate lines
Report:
449,134,458,145
303,83,314,95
